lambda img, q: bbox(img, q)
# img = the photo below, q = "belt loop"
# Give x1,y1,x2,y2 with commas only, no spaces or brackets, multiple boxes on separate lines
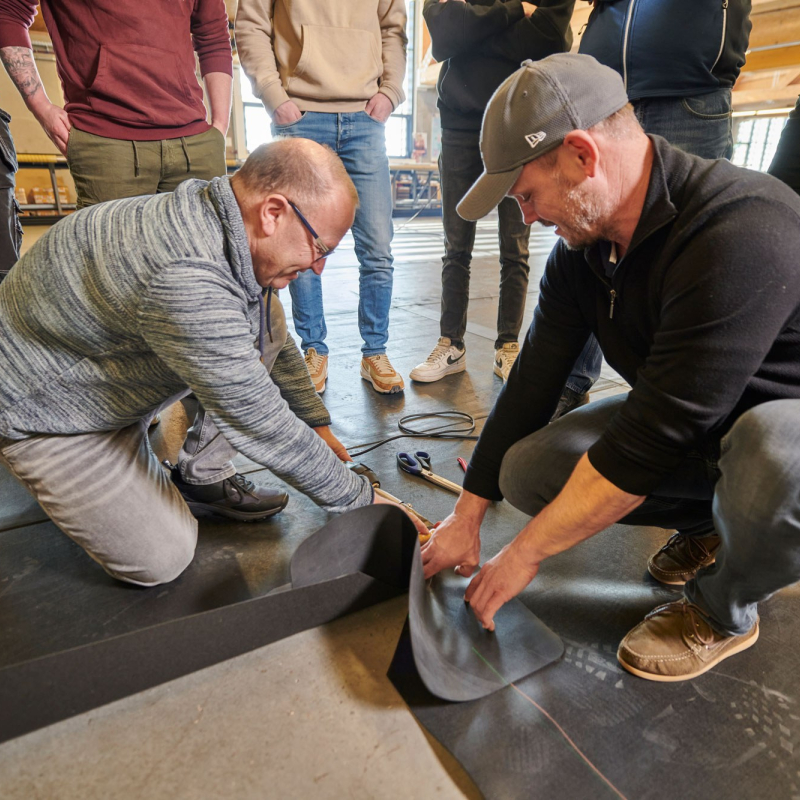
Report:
181,137,191,173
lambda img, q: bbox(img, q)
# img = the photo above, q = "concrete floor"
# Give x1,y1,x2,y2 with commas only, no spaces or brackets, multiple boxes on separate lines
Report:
1,214,627,799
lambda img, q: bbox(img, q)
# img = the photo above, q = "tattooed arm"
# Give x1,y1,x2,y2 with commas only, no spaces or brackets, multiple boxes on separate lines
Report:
1,46,70,155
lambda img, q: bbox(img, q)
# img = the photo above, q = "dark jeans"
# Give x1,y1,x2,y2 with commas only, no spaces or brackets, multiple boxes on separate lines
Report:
0,109,21,281
633,88,734,160
581,88,736,389
498,394,800,636
440,128,531,350
769,95,800,196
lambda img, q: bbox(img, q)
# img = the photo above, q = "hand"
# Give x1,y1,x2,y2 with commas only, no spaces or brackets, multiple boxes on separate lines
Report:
463,543,539,631
373,492,431,538
34,101,71,157
211,120,228,137
421,511,481,579
364,93,393,124
314,425,352,462
272,100,303,126
522,2,537,16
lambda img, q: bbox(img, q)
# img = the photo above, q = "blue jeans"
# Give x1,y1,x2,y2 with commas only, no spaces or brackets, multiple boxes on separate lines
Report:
578,87,734,392
271,111,394,357
499,394,800,636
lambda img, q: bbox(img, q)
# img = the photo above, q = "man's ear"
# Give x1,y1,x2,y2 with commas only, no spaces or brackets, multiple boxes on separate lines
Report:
561,129,599,179
258,194,291,237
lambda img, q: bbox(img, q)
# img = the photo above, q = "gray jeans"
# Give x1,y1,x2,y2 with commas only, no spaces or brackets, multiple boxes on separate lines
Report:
499,394,800,635
0,294,287,586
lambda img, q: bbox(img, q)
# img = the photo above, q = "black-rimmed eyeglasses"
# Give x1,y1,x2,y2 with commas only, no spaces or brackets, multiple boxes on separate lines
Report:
287,200,335,263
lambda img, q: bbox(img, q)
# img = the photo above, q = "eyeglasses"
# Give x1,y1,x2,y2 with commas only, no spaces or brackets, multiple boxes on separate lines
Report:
287,200,335,263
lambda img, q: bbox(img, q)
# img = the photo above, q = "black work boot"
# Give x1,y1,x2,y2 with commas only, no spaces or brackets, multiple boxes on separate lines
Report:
164,461,289,522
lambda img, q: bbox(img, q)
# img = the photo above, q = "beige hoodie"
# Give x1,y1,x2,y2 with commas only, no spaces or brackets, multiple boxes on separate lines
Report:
235,0,408,115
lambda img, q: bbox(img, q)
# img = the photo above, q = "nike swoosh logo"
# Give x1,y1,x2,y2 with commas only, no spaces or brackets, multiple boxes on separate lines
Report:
447,353,464,365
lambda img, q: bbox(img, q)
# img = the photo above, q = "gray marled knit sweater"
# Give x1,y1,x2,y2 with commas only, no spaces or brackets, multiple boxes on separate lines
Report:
0,177,372,513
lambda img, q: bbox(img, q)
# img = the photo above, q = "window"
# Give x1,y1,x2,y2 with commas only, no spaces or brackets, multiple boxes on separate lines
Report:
731,113,789,172
240,74,273,154
386,0,416,159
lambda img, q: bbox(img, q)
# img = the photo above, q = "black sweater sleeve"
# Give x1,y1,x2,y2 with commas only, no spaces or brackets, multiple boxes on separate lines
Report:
422,0,526,62
478,0,575,63
589,196,800,495
463,244,592,500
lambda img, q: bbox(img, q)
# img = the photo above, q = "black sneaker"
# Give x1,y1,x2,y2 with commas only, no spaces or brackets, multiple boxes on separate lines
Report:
164,461,289,522
550,387,590,422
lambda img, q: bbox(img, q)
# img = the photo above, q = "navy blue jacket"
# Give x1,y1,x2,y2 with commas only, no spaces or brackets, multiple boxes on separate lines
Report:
578,0,751,100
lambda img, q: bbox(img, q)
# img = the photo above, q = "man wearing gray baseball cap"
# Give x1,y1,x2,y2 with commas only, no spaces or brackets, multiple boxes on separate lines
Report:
422,53,800,682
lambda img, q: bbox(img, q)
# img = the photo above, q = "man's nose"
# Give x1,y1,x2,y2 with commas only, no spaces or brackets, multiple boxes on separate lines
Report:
312,258,327,275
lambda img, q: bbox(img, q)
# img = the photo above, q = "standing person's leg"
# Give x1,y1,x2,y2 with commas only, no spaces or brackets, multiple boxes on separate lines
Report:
493,195,531,381
340,112,403,394
156,127,228,193
768,95,800,195
270,112,336,392
65,129,163,208
633,88,734,160
0,109,21,281
618,400,800,681
410,128,482,383
173,292,290,520
0,422,198,586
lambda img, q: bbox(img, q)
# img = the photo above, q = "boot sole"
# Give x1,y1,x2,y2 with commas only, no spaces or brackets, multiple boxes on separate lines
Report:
617,623,759,682
410,360,466,383
647,557,717,586
186,499,288,522
360,366,404,394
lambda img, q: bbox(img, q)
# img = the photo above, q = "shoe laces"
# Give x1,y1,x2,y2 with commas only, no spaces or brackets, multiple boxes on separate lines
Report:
424,338,458,366
495,344,519,369
647,600,716,647
661,532,716,562
305,349,325,372
230,472,256,493
366,353,395,373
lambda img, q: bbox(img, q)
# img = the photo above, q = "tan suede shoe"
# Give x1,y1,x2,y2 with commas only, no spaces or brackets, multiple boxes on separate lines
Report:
304,348,328,394
617,599,759,682
360,354,404,394
648,532,722,585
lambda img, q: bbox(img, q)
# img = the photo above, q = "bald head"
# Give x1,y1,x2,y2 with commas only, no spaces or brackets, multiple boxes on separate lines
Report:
231,138,358,214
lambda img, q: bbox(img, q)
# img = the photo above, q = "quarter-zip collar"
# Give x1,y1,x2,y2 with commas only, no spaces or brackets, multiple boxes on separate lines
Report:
584,135,680,284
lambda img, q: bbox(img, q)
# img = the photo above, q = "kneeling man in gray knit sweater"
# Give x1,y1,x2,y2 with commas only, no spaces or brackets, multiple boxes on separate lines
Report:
0,138,421,586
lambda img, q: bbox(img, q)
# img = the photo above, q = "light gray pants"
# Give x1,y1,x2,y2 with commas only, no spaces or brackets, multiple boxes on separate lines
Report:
499,395,800,636
0,295,287,587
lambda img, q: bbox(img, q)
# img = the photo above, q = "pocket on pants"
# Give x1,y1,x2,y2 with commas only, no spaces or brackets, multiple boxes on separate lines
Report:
272,112,307,133
681,91,732,121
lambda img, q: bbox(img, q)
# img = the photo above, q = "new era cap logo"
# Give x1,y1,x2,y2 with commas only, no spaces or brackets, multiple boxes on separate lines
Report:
525,131,547,149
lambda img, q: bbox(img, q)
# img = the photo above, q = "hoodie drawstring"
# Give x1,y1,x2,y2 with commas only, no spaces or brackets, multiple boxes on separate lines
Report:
258,287,274,363
180,137,191,173
132,141,140,178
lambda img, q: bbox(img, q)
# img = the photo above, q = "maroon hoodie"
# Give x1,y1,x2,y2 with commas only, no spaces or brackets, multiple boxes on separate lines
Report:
0,0,232,141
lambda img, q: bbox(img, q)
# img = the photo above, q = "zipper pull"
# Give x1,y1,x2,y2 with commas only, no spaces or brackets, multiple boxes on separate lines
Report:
609,289,617,319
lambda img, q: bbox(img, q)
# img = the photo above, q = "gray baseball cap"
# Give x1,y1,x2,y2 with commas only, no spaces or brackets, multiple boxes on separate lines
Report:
457,53,629,221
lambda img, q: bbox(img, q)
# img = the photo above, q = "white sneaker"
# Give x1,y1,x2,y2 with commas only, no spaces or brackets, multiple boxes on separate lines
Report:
493,342,520,382
410,337,466,383
304,348,328,394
